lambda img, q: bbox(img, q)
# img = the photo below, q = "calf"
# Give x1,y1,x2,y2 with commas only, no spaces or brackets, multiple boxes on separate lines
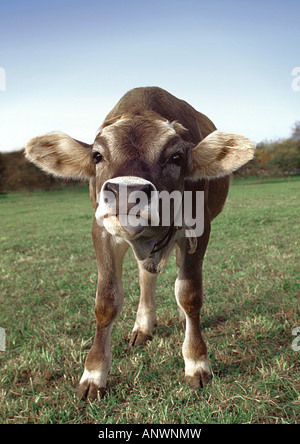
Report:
25,87,254,399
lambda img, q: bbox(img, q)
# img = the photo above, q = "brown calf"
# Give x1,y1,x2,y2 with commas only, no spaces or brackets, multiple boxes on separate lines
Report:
25,87,254,399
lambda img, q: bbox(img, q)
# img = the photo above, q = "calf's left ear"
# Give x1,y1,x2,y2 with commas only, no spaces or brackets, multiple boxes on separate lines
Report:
186,130,255,179
25,132,94,180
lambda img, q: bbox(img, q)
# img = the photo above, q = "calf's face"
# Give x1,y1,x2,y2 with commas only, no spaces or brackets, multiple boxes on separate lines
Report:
25,113,254,258
92,115,189,254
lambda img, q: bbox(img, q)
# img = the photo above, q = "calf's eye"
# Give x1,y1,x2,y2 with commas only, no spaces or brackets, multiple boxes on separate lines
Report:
92,152,104,164
169,153,183,166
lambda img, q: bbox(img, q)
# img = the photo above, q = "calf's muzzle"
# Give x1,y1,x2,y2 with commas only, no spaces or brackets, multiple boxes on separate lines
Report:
96,176,159,239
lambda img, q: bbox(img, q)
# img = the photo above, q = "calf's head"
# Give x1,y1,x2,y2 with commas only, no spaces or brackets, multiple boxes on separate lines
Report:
25,112,254,258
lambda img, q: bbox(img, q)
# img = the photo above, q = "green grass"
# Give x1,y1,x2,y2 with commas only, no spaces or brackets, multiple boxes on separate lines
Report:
0,179,299,424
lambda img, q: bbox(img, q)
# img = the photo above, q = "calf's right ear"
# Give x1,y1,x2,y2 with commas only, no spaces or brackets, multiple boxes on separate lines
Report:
25,132,94,180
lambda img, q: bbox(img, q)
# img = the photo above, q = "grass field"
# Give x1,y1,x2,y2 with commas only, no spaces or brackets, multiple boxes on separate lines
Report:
0,177,299,424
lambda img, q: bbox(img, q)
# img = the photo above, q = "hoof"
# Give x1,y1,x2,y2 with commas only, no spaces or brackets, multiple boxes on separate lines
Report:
77,381,107,401
129,329,152,346
185,370,212,389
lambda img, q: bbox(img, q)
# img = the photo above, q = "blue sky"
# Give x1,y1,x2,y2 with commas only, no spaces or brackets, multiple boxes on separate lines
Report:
0,0,299,151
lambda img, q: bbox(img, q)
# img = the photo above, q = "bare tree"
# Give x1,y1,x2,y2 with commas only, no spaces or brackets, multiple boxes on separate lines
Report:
291,121,300,141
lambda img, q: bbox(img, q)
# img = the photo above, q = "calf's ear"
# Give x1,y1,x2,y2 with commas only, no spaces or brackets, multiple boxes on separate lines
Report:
186,130,255,179
25,132,94,179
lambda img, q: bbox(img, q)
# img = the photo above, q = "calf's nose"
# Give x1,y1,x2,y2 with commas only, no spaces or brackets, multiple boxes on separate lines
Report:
103,182,153,202
100,177,158,238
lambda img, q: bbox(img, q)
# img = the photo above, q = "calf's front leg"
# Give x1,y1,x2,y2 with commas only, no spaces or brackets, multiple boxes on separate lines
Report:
175,239,211,389
77,287,123,399
130,264,158,346
77,225,128,400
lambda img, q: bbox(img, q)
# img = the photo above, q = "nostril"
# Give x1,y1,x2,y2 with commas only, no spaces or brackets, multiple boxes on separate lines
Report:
103,179,156,204
142,184,153,199
104,182,119,197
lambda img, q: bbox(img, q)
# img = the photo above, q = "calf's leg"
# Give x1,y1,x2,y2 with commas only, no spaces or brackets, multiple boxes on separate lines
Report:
130,265,158,346
77,225,128,399
175,238,211,389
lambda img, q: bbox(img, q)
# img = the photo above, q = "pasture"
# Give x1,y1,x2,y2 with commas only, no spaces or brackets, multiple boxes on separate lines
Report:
0,177,299,424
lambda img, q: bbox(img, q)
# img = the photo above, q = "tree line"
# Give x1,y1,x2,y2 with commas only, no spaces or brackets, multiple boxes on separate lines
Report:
236,121,300,180
0,149,79,193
